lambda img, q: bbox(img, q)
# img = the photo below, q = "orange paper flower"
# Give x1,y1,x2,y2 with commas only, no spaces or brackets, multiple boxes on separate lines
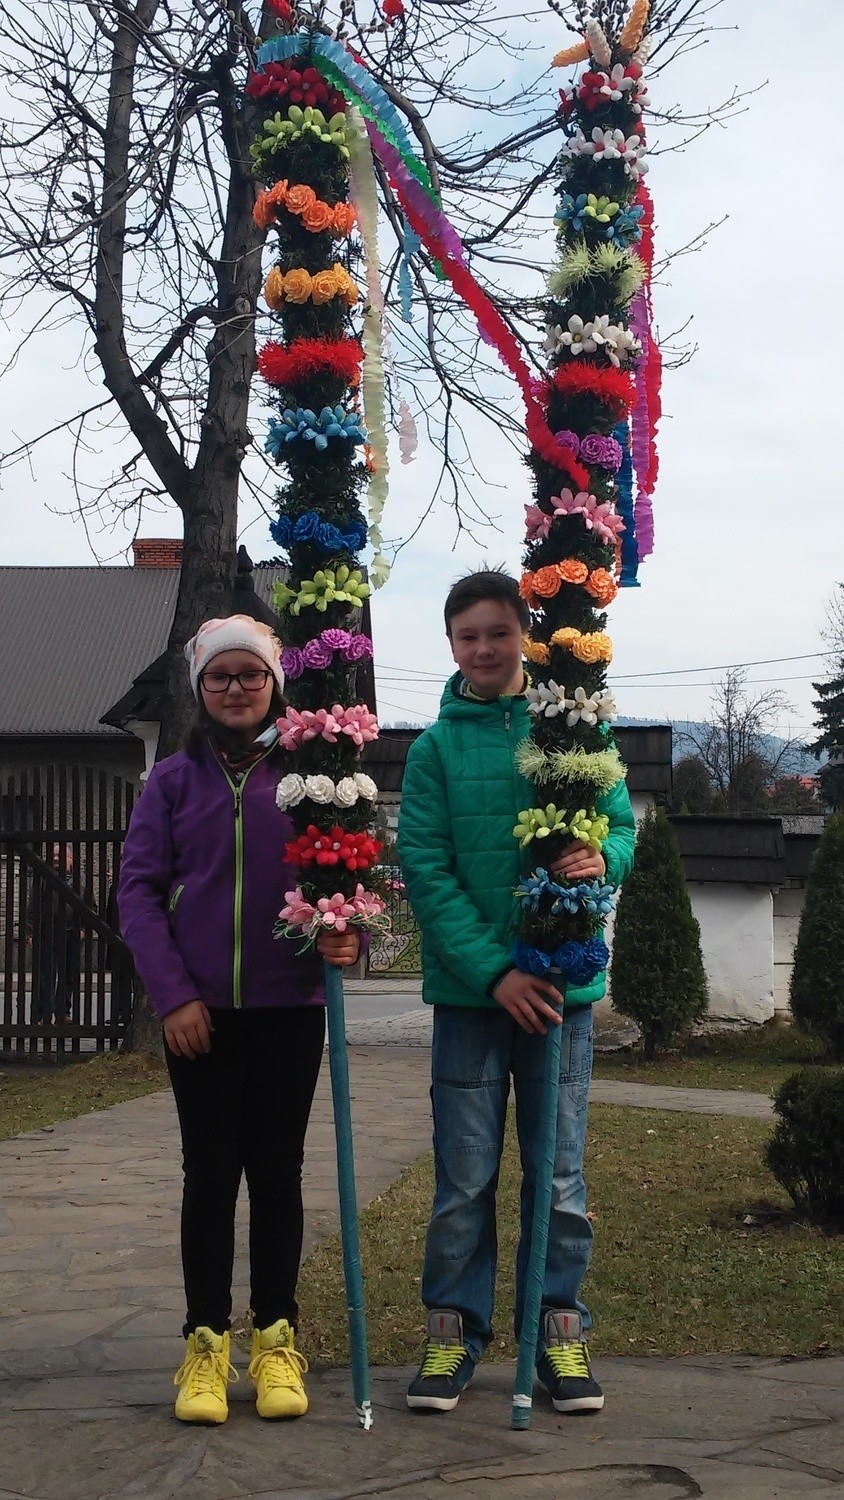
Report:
585,569,618,606
532,565,564,598
285,183,317,216
302,201,334,233
518,572,536,601
558,558,590,585
332,203,357,236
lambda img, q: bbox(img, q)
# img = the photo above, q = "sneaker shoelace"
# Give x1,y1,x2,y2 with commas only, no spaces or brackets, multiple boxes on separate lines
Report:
545,1339,591,1381
248,1342,309,1390
419,1342,467,1379
174,1347,238,1396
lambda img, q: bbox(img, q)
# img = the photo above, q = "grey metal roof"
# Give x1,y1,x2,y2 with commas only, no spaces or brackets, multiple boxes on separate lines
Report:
0,563,286,737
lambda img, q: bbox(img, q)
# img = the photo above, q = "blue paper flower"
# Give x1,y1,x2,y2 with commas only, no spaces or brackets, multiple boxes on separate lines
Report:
605,203,644,246
512,941,551,977
555,192,589,234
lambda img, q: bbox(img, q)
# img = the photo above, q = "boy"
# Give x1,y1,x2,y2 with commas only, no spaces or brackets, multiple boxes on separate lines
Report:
397,568,635,1415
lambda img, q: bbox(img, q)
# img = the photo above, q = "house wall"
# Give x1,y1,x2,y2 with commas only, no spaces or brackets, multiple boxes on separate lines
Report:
773,885,804,1014
688,883,775,1024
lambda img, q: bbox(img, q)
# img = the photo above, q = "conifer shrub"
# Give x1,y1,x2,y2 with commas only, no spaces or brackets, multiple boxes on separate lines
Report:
790,812,844,1060
610,804,707,1058
766,1068,844,1227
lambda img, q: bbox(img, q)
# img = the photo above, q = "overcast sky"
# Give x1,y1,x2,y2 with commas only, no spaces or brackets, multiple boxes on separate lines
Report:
3,0,840,739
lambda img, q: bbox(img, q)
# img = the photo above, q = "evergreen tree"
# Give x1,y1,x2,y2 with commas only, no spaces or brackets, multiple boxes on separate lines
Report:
808,672,844,810
610,804,707,1058
790,812,844,1060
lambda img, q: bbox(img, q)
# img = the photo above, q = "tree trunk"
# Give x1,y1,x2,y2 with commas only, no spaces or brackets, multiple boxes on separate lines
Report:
643,1030,656,1062
121,981,163,1059
157,484,241,758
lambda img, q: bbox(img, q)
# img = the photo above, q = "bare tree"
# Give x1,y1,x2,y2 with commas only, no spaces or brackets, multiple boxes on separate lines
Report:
679,668,799,815
0,0,745,750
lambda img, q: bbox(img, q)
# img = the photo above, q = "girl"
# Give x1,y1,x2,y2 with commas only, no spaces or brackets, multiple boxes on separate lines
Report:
118,615,360,1425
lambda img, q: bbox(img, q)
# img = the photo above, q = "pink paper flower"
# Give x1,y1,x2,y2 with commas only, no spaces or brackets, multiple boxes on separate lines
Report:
524,503,553,542
279,887,317,928
315,892,358,930
333,704,379,748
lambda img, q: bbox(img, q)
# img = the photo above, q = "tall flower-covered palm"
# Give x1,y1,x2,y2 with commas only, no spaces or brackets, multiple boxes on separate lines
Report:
247,24,387,945
513,0,660,983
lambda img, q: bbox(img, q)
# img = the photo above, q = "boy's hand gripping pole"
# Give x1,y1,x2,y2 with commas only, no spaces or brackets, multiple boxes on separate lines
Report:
324,960,374,1429
511,1004,564,1429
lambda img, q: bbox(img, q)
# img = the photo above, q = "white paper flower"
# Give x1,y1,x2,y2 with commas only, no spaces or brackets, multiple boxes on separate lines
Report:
591,316,641,368
567,687,617,726
353,772,379,802
526,679,568,717
543,324,565,356
276,774,307,809
560,314,597,356
333,777,360,808
304,774,335,804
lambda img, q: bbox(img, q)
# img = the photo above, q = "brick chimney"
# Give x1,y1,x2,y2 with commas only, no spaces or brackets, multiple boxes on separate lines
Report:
131,538,183,568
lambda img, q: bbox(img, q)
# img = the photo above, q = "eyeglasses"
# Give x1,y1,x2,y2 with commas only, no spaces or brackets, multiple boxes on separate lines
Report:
200,668,272,693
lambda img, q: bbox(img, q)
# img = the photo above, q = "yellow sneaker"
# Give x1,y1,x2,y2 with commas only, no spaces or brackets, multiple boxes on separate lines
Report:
173,1327,237,1424
248,1318,309,1419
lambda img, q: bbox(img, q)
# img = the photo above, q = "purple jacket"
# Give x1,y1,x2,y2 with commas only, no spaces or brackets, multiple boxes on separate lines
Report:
118,743,324,1020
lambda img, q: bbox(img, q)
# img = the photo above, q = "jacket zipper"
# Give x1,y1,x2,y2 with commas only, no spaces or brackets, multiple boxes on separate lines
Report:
217,752,271,1010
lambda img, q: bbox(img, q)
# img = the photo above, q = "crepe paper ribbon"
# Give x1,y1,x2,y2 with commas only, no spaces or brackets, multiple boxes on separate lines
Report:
613,421,639,586
364,122,591,488
347,104,392,587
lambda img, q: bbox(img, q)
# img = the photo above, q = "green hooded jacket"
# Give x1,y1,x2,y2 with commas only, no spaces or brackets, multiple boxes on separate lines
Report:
397,672,636,1010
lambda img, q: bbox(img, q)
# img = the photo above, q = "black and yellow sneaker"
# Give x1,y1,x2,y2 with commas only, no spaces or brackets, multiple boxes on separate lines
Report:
406,1310,475,1412
536,1310,604,1414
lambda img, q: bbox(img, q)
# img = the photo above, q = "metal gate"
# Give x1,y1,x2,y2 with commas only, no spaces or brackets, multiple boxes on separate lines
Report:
1,765,138,1057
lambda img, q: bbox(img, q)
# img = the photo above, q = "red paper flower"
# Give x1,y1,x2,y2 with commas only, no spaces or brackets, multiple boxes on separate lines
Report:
258,337,364,389
245,60,345,116
267,0,293,19
383,0,405,17
551,363,636,421
284,824,381,872
578,70,610,113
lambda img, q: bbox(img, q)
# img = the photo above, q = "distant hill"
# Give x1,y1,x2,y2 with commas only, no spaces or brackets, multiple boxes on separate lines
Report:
616,718,821,776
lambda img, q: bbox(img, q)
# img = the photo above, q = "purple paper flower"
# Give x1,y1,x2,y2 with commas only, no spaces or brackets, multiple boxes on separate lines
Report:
281,646,304,680
321,628,352,652
579,433,623,471
302,638,334,670
344,634,374,662
553,429,581,455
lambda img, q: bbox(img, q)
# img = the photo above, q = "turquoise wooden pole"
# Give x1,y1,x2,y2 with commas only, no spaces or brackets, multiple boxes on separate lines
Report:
511,1005,564,1429
324,960,374,1429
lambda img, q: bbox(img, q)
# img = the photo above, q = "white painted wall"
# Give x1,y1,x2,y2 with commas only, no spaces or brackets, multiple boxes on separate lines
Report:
773,886,804,1014
688,884,775,1024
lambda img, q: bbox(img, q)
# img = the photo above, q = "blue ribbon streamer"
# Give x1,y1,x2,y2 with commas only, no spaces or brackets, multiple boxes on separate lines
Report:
398,217,420,323
257,33,430,191
614,420,639,588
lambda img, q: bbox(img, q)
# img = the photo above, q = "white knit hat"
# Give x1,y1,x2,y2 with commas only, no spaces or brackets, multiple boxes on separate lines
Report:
184,616,285,699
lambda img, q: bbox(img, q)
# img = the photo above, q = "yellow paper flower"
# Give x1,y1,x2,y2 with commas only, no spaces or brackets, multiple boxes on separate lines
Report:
522,635,550,666
283,268,312,304
550,626,580,652
263,266,286,310
311,269,340,304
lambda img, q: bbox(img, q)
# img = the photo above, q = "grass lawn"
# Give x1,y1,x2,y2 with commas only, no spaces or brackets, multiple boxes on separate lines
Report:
298,1103,844,1365
592,1022,827,1094
0,1053,168,1142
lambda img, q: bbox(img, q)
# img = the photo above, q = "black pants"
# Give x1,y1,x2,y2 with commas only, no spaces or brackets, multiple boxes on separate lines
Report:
165,1005,325,1337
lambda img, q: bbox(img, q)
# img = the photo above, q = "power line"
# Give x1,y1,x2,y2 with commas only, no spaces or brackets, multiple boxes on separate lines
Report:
375,649,835,686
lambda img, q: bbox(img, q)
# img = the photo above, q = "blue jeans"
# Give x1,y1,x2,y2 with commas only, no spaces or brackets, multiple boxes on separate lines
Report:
421,1004,594,1364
